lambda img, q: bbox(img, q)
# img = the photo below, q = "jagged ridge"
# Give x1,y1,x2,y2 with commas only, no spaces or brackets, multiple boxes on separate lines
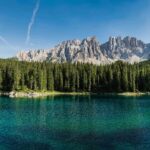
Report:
17,36,150,64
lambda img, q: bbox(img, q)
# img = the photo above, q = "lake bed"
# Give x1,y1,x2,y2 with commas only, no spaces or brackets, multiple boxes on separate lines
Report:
0,95,150,150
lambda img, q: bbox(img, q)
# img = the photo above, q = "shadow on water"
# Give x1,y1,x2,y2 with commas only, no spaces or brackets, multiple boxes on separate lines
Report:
0,95,150,150
0,134,52,150
1,125,150,150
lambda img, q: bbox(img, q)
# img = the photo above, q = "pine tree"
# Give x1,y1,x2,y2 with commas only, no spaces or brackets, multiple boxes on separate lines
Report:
47,68,54,91
0,69,3,90
121,64,128,91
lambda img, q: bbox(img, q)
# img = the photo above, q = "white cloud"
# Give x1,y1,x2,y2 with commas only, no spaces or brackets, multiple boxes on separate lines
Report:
0,35,16,50
26,0,40,45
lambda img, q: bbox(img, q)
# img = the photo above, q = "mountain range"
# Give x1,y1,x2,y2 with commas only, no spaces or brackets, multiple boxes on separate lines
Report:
17,36,150,64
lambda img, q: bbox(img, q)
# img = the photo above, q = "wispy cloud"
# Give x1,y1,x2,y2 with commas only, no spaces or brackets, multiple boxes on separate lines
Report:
0,35,16,50
26,0,40,45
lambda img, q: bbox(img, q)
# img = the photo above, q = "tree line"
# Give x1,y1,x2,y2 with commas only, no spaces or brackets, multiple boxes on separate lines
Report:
0,59,149,92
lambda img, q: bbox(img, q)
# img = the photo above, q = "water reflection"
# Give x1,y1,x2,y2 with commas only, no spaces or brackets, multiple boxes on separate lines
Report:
0,95,150,150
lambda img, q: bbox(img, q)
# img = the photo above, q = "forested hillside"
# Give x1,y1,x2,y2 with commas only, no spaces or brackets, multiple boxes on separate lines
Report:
0,59,149,92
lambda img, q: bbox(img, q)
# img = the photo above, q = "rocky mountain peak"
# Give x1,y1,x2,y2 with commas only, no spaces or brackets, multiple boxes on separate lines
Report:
16,36,150,64
101,36,148,61
123,36,145,49
108,36,122,50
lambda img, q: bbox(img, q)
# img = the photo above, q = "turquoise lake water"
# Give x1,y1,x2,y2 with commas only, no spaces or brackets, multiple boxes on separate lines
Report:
0,95,150,150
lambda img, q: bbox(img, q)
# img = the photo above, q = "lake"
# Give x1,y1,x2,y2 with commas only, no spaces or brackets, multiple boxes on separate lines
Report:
0,95,150,150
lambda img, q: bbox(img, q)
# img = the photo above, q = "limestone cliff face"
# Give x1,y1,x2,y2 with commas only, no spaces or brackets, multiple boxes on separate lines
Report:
17,36,150,64
17,50,49,62
101,36,149,63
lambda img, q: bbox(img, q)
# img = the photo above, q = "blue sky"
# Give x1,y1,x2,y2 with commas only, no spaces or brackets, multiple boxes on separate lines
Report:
0,0,150,57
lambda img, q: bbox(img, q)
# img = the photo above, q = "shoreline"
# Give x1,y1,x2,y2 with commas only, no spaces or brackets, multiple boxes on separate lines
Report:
0,91,150,98
0,91,90,98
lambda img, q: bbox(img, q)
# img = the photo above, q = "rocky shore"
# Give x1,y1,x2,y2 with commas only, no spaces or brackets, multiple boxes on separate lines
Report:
0,91,90,98
0,91,48,98
0,91,150,98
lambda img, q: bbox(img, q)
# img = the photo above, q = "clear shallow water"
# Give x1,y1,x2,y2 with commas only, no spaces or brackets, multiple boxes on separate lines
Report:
0,95,150,150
